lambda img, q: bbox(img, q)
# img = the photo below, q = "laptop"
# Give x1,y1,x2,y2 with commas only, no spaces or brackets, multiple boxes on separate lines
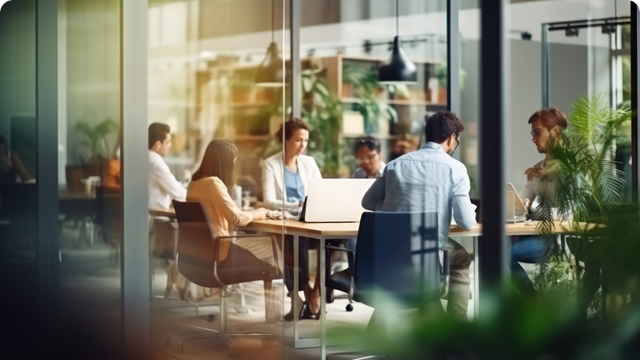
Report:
299,179,376,223
505,183,527,223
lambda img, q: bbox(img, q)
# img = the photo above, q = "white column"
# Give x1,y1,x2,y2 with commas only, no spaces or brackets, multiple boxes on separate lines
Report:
121,0,149,358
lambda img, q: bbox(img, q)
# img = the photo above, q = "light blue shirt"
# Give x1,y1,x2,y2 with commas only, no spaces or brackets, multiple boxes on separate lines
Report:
361,142,477,248
284,167,305,203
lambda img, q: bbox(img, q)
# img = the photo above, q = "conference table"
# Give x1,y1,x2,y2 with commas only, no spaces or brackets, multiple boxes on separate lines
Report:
239,219,583,359
148,206,579,359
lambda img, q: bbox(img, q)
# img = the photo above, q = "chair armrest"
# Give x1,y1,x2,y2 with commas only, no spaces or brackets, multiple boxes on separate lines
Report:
215,234,282,278
440,249,450,299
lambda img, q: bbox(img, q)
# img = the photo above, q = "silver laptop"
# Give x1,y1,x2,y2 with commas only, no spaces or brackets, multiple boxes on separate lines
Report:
505,183,527,223
303,179,376,223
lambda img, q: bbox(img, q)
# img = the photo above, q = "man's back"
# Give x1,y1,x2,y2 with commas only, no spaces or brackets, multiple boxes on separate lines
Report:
362,142,476,248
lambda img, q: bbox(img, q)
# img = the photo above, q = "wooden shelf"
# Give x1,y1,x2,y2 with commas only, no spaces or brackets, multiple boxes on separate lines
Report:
230,101,271,108
234,135,271,141
341,97,444,106
342,134,400,140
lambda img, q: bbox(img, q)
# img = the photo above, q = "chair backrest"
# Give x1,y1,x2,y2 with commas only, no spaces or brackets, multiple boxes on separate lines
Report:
172,200,221,288
354,211,439,308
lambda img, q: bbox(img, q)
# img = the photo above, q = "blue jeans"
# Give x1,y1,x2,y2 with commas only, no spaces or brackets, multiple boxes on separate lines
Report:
511,237,552,294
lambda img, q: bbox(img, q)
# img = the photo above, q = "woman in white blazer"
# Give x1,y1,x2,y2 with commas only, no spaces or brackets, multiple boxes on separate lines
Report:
262,118,324,320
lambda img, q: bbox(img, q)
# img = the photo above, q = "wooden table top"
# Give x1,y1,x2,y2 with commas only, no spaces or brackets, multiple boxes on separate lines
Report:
147,207,587,238
58,187,96,200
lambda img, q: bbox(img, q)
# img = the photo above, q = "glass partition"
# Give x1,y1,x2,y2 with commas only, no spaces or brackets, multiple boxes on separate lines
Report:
56,0,123,346
147,0,287,358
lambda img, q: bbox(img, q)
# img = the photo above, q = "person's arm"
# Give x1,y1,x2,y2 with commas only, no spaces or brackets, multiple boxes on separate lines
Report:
451,170,477,230
361,169,386,211
152,161,187,201
262,160,298,210
210,179,266,227
521,172,536,213
11,151,33,182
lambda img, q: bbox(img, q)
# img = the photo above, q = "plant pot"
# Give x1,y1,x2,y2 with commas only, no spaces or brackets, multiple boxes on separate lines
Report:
65,165,86,191
256,89,274,102
341,83,352,98
232,91,250,103
87,157,103,177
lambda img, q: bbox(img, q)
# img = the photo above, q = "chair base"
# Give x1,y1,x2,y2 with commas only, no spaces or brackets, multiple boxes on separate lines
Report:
171,329,273,355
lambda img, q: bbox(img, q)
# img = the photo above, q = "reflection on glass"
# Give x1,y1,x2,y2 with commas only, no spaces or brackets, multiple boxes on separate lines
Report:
147,0,286,357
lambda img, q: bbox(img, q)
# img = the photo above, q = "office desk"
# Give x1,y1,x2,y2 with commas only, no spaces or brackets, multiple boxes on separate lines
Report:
242,220,586,359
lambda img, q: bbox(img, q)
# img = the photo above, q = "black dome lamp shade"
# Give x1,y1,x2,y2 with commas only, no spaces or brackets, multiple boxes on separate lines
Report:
255,42,284,87
255,0,284,87
378,0,417,85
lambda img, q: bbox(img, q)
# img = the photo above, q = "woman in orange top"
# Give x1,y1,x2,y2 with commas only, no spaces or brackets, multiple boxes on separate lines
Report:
187,139,280,294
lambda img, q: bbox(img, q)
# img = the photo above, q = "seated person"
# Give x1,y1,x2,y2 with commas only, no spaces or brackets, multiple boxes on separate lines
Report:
148,123,186,210
512,108,566,294
188,139,279,296
263,118,324,320
0,135,33,209
362,111,476,319
351,136,386,179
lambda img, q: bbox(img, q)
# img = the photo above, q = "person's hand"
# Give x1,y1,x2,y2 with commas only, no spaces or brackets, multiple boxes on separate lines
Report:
523,198,531,213
257,207,268,219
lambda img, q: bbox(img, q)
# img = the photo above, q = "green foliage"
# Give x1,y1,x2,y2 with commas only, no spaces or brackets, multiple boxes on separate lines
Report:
536,93,631,236
342,64,397,133
436,62,467,90
301,68,342,176
75,118,119,164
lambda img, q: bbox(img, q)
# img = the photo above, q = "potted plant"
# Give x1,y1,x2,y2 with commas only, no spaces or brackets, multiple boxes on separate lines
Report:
342,64,397,134
72,118,119,183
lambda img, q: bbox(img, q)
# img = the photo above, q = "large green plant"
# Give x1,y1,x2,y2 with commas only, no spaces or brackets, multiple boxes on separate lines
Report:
536,93,631,235
301,68,342,176
75,118,119,164
342,64,397,133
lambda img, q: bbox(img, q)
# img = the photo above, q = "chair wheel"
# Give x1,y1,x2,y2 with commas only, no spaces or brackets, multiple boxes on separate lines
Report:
208,314,215,322
346,304,353,312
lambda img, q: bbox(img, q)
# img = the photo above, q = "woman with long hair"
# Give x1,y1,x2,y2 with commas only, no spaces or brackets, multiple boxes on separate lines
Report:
263,118,324,320
187,139,280,297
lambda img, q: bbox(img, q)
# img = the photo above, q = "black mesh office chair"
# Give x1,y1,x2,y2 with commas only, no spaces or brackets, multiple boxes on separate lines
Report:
168,200,282,355
325,212,449,360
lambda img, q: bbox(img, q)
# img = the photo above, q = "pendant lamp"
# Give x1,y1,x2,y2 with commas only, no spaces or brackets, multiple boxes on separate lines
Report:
378,0,417,85
255,0,284,87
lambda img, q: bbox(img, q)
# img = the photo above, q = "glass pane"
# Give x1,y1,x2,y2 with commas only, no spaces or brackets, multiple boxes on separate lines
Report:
0,1,39,351
147,0,286,358
56,0,123,343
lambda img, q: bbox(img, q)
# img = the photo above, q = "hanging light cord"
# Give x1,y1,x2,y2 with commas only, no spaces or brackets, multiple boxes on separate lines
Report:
272,0,275,43
396,0,399,36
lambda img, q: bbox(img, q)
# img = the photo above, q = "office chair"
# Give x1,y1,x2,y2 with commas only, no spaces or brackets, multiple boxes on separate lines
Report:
168,200,282,355
325,212,449,360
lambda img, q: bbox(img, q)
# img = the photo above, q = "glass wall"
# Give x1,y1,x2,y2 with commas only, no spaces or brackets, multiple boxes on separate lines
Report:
147,0,287,358
55,0,123,355
0,2,39,357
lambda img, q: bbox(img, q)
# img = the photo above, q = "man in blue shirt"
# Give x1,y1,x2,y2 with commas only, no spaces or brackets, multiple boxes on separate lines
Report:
362,111,477,319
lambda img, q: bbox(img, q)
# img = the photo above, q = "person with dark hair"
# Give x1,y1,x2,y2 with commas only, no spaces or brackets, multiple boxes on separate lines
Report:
0,134,33,184
509,108,569,294
187,139,279,308
148,122,186,210
351,136,385,179
362,111,476,319
262,118,324,320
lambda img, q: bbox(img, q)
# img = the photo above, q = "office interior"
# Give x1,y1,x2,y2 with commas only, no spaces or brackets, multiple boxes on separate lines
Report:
0,0,638,359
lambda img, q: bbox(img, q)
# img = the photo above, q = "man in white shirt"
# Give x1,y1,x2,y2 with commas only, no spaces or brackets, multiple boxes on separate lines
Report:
148,122,186,209
362,111,476,319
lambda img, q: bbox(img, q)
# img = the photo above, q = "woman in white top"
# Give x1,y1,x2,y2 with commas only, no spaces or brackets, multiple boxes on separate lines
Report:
262,118,324,320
